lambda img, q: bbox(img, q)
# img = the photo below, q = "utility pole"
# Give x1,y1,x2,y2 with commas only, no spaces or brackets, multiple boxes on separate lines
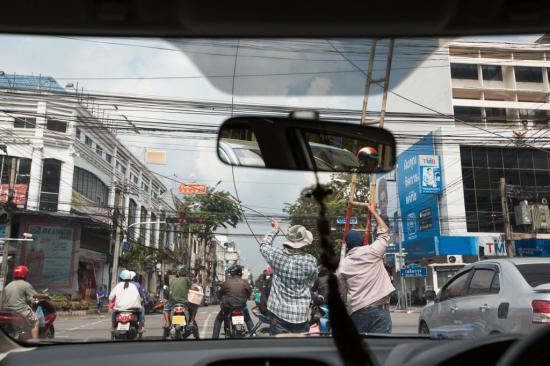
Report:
500,177,515,257
110,176,125,291
1,157,17,304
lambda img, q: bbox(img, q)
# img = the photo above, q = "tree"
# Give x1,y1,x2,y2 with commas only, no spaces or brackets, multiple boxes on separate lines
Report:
174,187,242,237
282,172,371,261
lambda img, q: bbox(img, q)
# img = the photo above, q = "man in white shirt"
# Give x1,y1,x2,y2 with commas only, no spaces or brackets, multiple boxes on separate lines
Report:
109,270,142,330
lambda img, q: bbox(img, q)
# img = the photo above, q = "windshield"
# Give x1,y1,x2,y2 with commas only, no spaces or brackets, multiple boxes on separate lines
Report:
1,34,550,345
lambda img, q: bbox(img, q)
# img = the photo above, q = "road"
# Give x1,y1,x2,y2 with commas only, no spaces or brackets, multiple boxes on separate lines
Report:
53,304,420,341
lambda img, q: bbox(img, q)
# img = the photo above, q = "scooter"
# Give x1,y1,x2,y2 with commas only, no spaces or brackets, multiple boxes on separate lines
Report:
163,303,199,340
0,289,57,341
112,308,141,340
249,303,270,337
309,302,330,335
224,306,247,338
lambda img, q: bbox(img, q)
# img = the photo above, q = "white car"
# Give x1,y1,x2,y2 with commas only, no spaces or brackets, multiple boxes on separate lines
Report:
419,258,550,337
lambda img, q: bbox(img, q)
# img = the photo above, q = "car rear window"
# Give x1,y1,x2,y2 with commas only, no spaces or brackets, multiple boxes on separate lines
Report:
516,264,550,287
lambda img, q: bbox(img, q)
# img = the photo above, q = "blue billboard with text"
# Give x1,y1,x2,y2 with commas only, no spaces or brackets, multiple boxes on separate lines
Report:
397,132,441,259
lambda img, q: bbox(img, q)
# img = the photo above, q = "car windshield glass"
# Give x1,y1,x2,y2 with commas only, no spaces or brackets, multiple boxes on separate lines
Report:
516,264,550,287
233,148,265,167
1,33,550,345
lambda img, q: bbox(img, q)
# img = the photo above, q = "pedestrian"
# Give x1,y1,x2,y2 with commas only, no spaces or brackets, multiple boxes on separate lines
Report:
96,285,106,314
336,203,395,334
259,219,317,335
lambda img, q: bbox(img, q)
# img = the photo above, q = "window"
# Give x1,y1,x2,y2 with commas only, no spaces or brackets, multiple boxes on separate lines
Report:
105,153,113,164
515,66,543,83
468,269,499,295
140,207,148,243
72,167,109,205
440,271,470,301
13,117,36,129
485,108,507,123
96,145,103,157
519,109,548,125
128,199,138,240
46,119,67,133
116,161,127,174
516,264,550,287
482,65,503,81
76,128,81,139
150,212,157,247
85,136,93,147
461,146,550,233
450,63,478,80
454,106,482,122
39,159,62,211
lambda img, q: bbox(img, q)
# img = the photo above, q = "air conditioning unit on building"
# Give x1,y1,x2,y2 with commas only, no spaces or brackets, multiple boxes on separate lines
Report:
514,200,532,225
532,199,550,231
447,255,463,264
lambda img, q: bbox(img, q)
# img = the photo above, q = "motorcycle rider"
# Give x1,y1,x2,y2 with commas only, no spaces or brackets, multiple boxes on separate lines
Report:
129,271,146,332
109,270,143,332
163,265,198,338
1,265,49,339
211,264,254,338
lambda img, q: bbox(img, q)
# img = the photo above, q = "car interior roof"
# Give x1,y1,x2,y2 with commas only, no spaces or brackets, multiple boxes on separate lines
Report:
0,0,549,37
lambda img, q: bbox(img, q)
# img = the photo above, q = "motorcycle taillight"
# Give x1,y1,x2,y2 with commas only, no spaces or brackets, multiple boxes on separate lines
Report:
117,313,134,322
174,306,185,313
232,309,243,315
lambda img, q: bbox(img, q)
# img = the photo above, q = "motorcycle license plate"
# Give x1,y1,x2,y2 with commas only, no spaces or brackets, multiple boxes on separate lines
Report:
172,315,186,326
117,322,130,331
232,316,245,325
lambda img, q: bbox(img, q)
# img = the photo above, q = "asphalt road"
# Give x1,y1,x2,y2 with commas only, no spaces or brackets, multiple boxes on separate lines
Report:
53,304,420,342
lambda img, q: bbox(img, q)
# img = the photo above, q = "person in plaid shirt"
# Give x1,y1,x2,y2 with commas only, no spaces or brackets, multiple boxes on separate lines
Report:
260,219,318,335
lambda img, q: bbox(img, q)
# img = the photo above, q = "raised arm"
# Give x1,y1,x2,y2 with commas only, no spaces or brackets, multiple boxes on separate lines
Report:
259,219,279,265
366,203,390,258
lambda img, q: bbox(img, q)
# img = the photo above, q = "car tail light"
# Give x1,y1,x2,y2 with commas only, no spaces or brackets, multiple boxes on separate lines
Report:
232,309,243,316
532,300,550,323
117,313,135,323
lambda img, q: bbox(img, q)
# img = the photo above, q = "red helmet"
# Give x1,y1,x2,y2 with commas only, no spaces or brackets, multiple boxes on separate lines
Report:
266,265,273,275
13,265,29,279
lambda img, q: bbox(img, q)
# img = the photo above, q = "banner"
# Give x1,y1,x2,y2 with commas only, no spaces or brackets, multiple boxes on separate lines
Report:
0,184,28,207
19,224,76,288
419,155,442,194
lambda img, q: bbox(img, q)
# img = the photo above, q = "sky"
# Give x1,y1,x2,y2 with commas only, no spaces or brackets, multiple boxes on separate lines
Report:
0,33,541,276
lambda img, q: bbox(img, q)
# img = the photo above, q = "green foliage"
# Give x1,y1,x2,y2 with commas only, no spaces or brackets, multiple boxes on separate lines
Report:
282,172,371,261
174,187,242,237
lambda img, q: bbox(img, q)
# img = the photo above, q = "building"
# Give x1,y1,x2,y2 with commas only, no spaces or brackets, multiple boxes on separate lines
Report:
0,73,171,299
381,38,550,300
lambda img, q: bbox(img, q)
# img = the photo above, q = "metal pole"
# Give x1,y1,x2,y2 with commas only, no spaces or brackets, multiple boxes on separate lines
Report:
110,176,125,290
365,39,395,244
500,177,515,257
0,158,16,307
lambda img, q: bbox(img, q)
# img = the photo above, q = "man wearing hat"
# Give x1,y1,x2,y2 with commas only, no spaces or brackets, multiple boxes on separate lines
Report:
259,219,318,335
337,203,395,334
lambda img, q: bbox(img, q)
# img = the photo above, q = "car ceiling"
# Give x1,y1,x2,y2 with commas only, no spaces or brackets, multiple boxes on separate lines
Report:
0,0,549,37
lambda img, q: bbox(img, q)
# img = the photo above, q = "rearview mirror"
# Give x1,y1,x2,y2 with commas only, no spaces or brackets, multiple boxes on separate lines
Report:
217,117,396,173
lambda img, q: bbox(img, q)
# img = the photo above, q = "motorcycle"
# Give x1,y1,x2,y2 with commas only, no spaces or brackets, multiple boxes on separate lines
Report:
112,308,141,340
249,302,270,337
0,289,56,341
309,301,330,335
223,306,248,338
163,303,199,340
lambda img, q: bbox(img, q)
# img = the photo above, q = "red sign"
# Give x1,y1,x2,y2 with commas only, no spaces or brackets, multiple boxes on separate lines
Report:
179,184,207,195
0,184,28,206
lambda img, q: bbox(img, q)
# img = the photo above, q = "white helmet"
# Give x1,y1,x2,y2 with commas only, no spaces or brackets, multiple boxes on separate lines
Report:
129,271,137,280
119,269,132,281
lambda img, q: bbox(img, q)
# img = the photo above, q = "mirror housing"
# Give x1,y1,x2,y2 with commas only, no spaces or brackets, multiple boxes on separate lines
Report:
217,116,396,173
424,290,437,303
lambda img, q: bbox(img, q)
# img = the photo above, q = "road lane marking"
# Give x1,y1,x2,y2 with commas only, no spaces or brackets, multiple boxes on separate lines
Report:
200,313,212,339
59,318,109,333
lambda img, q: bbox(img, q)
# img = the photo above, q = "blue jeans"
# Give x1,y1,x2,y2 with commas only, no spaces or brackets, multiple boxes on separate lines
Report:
269,313,308,335
350,305,392,334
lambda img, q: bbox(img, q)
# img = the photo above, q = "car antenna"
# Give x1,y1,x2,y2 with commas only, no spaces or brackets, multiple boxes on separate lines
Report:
308,177,375,366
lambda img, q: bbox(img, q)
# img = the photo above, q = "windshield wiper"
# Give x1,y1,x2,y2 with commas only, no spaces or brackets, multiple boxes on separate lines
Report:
310,184,376,366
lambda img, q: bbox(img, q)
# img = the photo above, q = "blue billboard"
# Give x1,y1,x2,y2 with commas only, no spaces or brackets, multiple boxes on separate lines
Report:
397,132,441,259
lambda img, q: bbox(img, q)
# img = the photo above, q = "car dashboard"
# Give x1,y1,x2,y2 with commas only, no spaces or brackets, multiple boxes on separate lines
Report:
0,334,521,366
